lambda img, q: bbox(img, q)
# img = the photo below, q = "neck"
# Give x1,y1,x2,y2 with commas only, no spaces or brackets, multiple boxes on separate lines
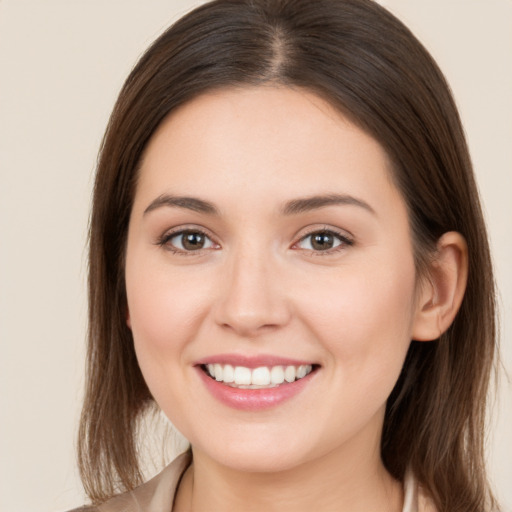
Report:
173,429,403,512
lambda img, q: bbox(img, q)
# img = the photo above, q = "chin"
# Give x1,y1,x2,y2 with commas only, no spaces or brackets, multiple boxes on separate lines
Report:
210,447,309,473
189,424,319,473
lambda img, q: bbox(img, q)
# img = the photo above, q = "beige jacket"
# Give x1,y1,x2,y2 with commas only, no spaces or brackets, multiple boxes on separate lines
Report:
70,451,437,512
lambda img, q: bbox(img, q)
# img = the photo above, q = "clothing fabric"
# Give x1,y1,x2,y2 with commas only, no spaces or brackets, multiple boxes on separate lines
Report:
69,451,437,512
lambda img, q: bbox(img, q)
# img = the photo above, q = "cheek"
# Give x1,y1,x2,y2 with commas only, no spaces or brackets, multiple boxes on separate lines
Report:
125,265,218,428
298,253,417,378
298,258,417,436
125,258,212,378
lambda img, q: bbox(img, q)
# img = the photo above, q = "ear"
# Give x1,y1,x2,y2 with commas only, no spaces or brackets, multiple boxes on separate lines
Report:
412,232,468,341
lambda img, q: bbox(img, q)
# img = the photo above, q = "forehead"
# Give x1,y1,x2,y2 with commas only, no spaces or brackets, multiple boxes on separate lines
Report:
135,86,404,219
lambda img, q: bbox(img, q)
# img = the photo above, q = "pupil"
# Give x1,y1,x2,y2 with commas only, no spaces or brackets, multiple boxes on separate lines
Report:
183,232,204,250
312,232,333,250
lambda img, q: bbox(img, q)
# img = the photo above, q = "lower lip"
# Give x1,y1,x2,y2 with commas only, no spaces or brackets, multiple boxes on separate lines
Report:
196,367,316,411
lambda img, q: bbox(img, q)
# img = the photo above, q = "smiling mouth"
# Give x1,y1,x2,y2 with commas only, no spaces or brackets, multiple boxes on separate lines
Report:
201,363,317,389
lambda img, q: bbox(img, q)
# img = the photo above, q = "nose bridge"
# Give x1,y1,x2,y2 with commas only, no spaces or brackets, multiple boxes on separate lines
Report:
214,240,290,336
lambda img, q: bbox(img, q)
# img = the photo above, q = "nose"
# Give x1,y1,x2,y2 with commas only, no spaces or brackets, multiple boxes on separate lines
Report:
213,249,292,338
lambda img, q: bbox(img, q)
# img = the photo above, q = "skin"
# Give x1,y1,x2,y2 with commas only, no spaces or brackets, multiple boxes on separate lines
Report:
125,86,467,511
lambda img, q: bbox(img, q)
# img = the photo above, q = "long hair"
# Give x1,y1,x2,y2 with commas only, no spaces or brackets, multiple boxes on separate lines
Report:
78,1,498,509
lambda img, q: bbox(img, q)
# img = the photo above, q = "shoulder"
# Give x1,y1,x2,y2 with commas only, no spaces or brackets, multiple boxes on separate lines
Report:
65,450,192,512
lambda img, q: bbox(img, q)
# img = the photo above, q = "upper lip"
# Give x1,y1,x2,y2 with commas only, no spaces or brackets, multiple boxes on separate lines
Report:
194,353,318,369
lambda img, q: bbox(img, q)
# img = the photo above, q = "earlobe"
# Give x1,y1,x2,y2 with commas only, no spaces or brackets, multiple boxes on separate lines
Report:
412,232,468,341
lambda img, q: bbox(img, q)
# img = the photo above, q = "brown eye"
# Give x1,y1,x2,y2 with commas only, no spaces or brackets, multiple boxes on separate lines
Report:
311,232,336,250
168,230,215,251
296,230,352,252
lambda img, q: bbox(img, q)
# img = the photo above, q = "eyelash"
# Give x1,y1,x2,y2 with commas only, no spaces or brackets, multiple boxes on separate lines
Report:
156,226,354,256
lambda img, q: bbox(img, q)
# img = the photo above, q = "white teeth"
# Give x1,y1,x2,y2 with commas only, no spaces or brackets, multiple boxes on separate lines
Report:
205,363,313,387
223,364,234,383
214,363,223,381
270,366,285,384
234,366,252,385
252,367,270,386
284,365,296,383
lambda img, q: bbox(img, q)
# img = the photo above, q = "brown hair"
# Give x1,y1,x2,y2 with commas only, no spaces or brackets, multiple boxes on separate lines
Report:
79,0,499,509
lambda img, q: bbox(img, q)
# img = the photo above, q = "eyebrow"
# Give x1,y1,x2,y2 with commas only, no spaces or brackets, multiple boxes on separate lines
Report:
143,192,375,217
281,194,376,216
144,194,219,216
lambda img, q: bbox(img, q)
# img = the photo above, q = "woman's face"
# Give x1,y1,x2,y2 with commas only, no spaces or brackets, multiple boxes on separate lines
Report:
125,86,423,472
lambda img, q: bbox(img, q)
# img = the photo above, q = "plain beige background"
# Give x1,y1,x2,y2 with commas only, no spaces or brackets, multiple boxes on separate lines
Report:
0,1,510,511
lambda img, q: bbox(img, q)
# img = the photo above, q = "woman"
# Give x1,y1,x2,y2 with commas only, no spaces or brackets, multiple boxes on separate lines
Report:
74,0,499,510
